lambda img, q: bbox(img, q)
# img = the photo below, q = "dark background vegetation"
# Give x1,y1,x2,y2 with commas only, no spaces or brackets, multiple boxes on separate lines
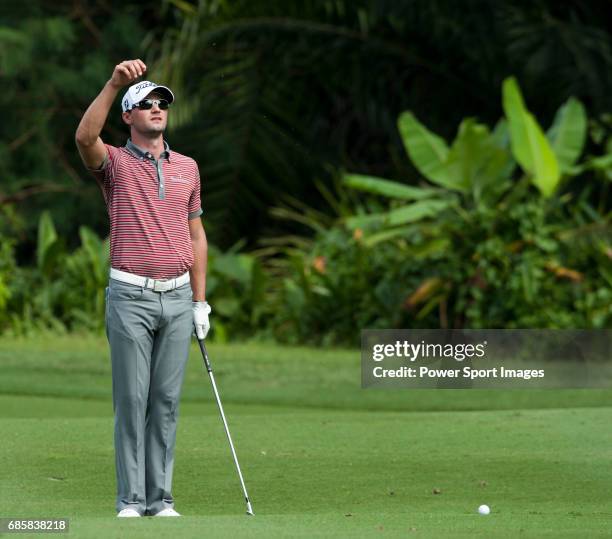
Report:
1,0,610,341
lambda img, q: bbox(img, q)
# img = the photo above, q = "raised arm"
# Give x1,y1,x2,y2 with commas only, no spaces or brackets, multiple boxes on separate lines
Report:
75,59,147,169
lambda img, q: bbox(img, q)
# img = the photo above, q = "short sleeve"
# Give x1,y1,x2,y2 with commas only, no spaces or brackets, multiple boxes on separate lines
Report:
88,144,120,204
188,162,203,220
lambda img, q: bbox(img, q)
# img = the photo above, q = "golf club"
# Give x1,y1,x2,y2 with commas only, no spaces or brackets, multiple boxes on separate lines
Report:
195,331,254,516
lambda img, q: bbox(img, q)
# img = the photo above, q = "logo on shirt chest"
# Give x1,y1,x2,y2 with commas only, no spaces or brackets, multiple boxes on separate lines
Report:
168,173,189,184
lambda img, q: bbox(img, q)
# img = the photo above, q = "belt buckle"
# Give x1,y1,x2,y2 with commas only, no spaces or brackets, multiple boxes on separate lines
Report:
153,279,166,292
154,278,176,292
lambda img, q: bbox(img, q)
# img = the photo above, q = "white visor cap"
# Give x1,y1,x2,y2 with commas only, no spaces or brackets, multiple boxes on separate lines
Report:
121,81,175,112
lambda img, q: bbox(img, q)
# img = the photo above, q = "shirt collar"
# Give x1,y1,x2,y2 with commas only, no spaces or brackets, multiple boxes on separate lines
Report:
125,138,171,161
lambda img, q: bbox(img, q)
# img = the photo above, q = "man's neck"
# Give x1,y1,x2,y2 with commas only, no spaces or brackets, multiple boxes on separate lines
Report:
130,132,165,160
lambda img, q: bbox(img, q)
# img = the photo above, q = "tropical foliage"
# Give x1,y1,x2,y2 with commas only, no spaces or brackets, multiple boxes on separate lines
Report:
1,2,610,342
0,213,269,339
2,0,612,254
264,78,611,344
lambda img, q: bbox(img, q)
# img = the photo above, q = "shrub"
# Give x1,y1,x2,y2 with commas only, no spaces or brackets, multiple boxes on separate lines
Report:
263,77,611,345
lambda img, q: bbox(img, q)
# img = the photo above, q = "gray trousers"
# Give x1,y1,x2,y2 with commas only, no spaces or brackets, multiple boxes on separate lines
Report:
104,277,193,516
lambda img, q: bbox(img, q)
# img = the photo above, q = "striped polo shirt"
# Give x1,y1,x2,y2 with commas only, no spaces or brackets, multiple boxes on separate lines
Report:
91,139,203,279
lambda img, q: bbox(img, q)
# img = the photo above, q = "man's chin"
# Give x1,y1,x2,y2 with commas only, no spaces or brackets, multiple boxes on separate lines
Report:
140,126,166,136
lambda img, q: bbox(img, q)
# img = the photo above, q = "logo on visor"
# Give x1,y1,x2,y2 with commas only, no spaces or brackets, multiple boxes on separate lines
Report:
134,81,157,94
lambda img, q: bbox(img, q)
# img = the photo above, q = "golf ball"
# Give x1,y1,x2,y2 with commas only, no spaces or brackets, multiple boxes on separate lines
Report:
478,504,490,515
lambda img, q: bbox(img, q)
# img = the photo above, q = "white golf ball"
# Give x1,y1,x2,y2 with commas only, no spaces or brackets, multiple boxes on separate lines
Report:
478,504,490,515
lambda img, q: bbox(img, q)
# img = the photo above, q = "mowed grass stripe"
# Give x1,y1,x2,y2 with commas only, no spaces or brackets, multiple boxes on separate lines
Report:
2,398,612,537
3,336,612,537
1,335,612,412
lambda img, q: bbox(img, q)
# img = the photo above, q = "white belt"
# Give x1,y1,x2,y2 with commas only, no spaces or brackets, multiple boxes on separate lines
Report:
110,268,190,292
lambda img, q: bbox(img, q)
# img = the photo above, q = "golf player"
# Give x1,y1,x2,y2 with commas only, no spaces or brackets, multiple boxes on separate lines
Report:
75,59,211,517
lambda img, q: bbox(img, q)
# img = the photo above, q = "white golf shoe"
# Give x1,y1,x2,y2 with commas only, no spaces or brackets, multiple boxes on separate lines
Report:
117,508,141,518
153,508,181,517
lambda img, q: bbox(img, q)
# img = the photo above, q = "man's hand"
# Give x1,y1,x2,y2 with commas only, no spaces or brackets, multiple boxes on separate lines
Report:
193,301,212,340
109,59,147,89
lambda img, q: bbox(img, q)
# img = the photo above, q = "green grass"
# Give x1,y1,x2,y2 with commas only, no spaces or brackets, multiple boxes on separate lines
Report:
1,334,612,538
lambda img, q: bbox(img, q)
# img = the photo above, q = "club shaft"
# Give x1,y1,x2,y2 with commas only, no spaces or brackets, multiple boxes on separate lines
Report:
197,337,253,514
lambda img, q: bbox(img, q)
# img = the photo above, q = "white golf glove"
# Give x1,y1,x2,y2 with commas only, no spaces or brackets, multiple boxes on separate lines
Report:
192,301,212,340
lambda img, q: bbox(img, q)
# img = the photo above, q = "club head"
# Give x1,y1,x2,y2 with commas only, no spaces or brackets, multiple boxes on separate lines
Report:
246,501,254,516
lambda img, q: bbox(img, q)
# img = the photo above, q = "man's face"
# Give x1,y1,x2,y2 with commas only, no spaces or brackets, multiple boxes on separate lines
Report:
122,91,168,135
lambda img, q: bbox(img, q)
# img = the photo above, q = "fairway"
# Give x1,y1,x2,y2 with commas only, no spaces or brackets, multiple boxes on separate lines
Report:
1,335,612,538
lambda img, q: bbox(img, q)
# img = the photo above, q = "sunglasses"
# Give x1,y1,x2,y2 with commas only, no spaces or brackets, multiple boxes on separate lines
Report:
133,99,170,110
